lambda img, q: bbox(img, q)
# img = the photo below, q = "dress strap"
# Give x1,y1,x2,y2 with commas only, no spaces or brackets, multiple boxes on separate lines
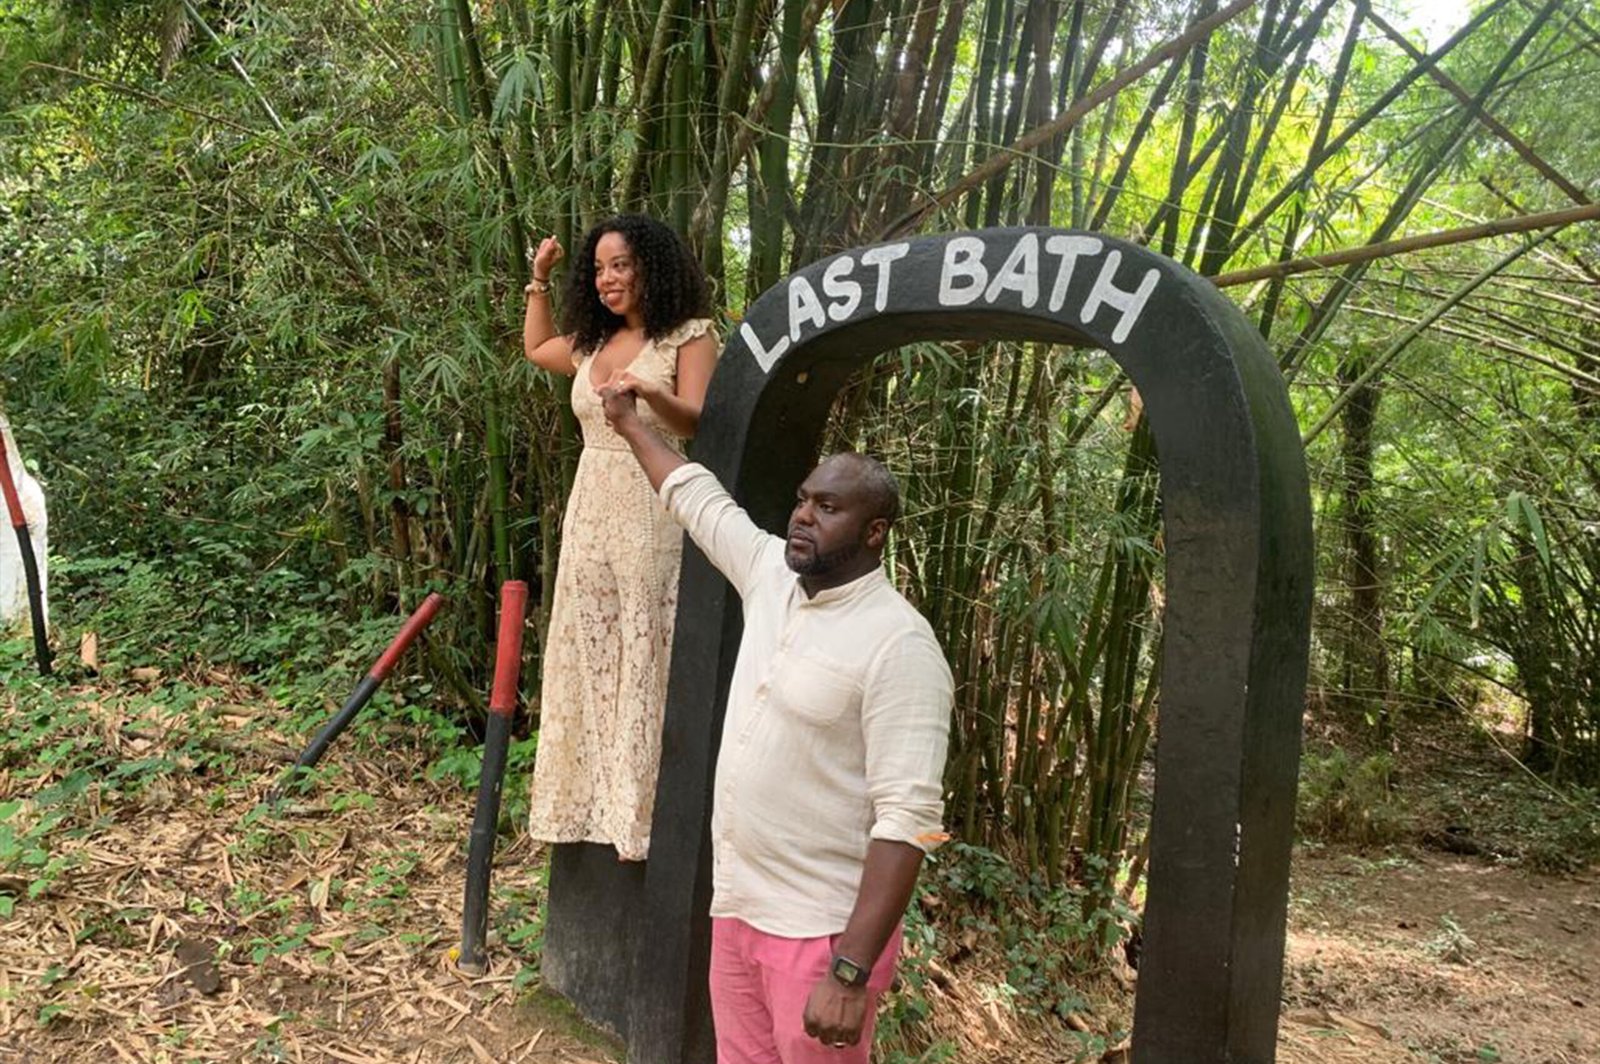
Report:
658,317,717,352
646,318,717,376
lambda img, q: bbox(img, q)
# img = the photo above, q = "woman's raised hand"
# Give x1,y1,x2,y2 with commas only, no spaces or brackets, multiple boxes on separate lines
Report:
531,235,565,281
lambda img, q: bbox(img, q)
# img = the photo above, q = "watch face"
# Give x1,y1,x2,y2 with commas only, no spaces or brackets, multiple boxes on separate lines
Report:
831,956,867,987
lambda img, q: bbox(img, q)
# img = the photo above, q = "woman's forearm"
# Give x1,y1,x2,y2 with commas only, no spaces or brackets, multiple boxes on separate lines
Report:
522,286,556,360
522,281,577,375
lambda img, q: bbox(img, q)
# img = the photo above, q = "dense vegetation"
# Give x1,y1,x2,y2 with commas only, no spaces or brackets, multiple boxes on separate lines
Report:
3,0,1598,1050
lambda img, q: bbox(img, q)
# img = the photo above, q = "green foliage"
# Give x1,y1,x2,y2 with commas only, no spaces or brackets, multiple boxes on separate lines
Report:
879,842,1135,1058
940,843,1133,1016
1519,794,1600,875
1424,913,1475,966
1298,749,1404,846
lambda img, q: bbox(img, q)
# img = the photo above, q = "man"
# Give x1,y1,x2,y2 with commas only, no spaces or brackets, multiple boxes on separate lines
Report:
599,383,953,1062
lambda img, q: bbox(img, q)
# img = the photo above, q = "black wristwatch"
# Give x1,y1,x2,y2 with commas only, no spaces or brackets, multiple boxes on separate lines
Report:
829,954,869,989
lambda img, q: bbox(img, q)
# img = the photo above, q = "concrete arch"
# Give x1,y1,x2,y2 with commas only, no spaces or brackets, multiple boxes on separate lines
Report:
546,228,1313,1064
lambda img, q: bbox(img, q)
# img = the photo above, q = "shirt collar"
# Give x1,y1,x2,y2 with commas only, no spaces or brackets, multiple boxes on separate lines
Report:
795,565,888,607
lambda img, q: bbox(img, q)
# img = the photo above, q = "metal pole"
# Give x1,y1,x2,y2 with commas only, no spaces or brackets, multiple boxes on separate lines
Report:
0,442,51,676
460,580,527,976
272,592,444,799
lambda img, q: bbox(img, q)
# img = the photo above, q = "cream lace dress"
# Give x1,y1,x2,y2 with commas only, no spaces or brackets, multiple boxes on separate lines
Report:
527,317,716,860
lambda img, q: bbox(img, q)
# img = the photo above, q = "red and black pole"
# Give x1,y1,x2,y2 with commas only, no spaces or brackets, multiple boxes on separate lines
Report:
459,580,527,976
272,592,444,799
0,442,51,676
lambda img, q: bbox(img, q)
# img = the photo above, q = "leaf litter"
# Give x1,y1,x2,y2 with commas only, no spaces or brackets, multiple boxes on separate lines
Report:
5,668,1597,1062
0,671,613,1063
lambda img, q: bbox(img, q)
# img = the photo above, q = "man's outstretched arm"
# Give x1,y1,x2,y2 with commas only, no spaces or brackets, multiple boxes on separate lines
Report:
599,384,774,597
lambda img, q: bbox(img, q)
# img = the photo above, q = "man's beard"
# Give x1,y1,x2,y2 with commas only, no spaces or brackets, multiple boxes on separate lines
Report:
785,540,863,577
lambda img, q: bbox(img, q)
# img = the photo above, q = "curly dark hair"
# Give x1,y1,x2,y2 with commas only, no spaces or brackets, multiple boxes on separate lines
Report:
560,215,711,355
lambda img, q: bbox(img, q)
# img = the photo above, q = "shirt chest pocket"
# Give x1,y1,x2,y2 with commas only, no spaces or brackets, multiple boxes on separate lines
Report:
771,654,863,728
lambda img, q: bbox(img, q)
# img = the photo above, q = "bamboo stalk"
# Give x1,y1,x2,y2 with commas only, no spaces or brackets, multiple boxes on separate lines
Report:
1303,230,1561,444
986,0,1033,227
1229,0,1518,255
1161,0,1218,258
550,0,576,247
622,0,686,209
792,0,877,265
1479,177,1600,286
1369,11,1590,207
1210,203,1600,287
1340,304,1600,391
881,0,1259,238
25,62,257,133
451,0,530,275
1257,0,1366,338
1021,0,1058,226
1199,0,1336,275
959,0,1008,230
911,0,969,182
748,0,828,294
691,0,765,269
1086,50,1184,230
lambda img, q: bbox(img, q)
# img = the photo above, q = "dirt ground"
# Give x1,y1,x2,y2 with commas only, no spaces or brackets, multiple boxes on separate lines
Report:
1278,846,1598,1064
5,829,1593,1064
2,681,1597,1062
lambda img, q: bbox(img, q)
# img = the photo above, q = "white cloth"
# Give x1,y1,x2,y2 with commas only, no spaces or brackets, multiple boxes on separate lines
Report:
0,419,48,627
660,463,952,938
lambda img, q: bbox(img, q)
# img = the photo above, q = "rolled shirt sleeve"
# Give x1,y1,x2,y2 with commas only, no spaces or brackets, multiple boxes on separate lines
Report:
862,627,954,853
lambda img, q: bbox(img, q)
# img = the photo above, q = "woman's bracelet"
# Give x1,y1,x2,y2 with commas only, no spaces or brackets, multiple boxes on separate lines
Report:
524,275,552,296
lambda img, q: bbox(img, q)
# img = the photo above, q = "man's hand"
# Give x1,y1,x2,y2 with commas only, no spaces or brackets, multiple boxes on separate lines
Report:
599,383,685,490
802,978,869,1049
598,384,641,435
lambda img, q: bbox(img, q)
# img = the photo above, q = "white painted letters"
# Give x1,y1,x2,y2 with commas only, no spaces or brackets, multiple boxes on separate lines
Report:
939,237,988,306
741,320,790,372
822,255,862,322
984,233,1040,307
787,276,828,342
743,232,1162,374
1044,235,1103,312
1081,250,1160,344
859,242,910,312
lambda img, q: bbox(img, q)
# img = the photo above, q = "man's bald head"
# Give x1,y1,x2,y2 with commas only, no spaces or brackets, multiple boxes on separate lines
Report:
816,453,901,526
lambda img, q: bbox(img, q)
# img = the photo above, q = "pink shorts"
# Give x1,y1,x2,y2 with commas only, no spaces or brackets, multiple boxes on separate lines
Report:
709,917,903,1063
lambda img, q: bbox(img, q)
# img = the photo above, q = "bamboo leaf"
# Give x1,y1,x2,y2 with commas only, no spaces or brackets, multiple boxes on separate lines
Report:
354,144,400,175
493,52,538,125
1411,546,1472,626
1518,494,1552,570
1468,527,1486,630
1505,489,1525,530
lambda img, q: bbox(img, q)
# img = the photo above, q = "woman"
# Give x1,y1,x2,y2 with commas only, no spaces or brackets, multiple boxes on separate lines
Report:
522,215,718,861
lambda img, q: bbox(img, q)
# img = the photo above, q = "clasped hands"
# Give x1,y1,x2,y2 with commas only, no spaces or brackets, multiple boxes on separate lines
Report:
597,370,653,432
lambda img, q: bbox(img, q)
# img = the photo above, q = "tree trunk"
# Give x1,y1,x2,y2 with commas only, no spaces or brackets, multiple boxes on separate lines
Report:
1337,348,1390,739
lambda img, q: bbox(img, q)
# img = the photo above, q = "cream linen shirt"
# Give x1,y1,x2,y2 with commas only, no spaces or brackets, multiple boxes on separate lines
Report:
660,463,954,938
